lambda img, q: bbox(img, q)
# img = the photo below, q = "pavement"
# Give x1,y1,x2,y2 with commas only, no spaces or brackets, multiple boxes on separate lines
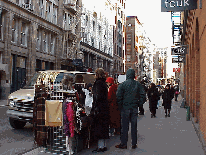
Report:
18,95,206,155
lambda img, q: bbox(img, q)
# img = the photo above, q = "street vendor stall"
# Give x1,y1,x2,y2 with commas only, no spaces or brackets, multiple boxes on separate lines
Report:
33,71,95,154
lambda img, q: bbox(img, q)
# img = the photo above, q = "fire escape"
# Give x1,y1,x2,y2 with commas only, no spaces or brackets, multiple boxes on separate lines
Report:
63,0,82,60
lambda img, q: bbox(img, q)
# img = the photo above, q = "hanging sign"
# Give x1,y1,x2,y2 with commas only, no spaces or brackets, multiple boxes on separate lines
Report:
171,45,188,55
161,0,197,12
172,56,185,63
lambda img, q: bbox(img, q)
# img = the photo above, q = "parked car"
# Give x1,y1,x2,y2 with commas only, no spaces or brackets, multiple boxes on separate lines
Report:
6,70,95,129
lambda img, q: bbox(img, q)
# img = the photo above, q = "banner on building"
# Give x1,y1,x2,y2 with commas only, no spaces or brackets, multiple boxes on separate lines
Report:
173,68,181,72
171,45,188,55
161,0,197,12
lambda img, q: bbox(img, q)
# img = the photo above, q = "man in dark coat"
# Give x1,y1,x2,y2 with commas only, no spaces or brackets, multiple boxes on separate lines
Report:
162,84,174,117
147,83,160,118
115,68,145,149
139,80,148,115
91,68,109,152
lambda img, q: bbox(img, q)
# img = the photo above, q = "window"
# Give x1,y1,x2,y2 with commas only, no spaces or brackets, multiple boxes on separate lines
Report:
50,34,55,55
0,9,4,41
99,41,101,50
98,25,101,35
36,29,41,50
53,4,57,24
42,31,48,53
93,21,95,31
21,22,28,46
86,15,88,26
91,38,94,47
12,18,18,43
39,0,44,17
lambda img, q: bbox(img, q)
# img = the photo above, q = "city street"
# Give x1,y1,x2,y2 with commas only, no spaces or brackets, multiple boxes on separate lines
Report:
30,95,205,155
0,104,36,155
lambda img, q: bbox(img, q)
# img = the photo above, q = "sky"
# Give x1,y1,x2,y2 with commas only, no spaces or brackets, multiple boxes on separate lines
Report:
82,0,178,78
125,0,177,77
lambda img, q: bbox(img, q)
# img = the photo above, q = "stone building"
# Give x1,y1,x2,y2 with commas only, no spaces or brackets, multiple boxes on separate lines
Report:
80,7,113,75
0,0,82,98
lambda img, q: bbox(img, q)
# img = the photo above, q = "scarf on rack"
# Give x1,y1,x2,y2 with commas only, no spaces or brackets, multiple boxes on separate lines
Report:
66,101,75,138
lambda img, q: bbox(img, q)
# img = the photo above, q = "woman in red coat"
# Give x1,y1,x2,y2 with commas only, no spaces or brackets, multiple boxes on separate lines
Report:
106,77,121,136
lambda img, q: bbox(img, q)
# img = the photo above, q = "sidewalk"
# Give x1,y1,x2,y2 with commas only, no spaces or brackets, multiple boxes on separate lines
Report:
25,95,205,155
0,100,7,107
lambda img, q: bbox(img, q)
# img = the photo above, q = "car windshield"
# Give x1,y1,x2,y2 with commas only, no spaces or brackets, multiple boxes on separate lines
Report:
23,72,41,89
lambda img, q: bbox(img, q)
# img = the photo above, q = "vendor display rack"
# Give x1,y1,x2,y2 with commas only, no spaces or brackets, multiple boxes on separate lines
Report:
33,77,91,155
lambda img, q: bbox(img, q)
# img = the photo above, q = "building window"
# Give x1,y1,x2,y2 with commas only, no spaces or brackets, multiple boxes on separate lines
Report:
86,15,88,26
20,22,28,46
50,34,55,55
0,9,4,41
91,37,94,47
99,25,101,35
99,41,101,50
127,55,131,62
36,29,41,51
42,31,48,53
53,4,57,24
12,18,18,43
39,0,44,17
93,21,95,31
46,1,51,22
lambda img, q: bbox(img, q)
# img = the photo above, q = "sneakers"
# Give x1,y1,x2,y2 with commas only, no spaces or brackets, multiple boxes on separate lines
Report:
168,113,170,117
115,144,127,149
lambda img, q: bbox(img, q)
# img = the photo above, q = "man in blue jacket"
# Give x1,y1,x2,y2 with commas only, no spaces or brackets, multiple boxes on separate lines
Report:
115,68,145,149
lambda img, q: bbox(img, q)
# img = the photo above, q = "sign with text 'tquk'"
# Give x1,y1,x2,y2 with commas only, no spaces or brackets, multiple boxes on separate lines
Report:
161,0,197,12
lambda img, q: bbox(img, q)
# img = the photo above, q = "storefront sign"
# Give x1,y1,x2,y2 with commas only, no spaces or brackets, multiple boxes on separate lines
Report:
161,0,197,12
172,56,185,63
171,45,188,55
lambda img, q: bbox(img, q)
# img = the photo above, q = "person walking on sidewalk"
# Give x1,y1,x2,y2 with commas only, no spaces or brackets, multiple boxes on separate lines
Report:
147,83,160,118
91,68,109,152
162,84,174,117
115,68,145,149
106,77,121,136
139,80,148,115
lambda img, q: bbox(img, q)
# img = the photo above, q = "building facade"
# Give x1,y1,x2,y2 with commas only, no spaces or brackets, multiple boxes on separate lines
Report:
80,7,113,75
125,16,141,77
179,0,206,151
0,0,82,98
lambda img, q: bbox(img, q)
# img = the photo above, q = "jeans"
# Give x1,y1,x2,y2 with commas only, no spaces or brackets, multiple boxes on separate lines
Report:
120,108,138,146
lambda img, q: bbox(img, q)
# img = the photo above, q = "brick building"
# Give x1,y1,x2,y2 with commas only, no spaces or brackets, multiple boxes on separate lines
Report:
179,0,206,151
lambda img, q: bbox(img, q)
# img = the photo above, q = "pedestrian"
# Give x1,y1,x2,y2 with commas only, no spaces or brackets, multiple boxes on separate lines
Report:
91,68,109,152
162,84,174,117
82,83,93,116
106,77,121,136
115,68,145,149
170,84,175,100
139,80,148,115
174,85,179,101
147,83,160,118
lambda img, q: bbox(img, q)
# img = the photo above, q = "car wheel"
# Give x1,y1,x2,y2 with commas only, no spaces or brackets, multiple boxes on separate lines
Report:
9,118,26,129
